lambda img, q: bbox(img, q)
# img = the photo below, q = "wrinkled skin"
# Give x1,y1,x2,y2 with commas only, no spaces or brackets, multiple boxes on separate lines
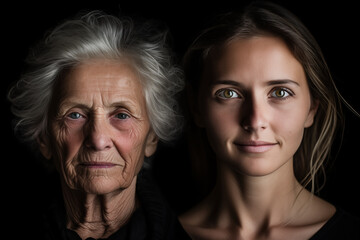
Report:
39,59,158,238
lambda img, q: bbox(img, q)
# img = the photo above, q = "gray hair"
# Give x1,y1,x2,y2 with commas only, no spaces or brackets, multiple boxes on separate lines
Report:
8,10,184,151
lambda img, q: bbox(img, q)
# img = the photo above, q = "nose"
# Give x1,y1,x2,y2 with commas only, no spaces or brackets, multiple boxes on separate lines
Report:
84,115,113,151
240,96,268,132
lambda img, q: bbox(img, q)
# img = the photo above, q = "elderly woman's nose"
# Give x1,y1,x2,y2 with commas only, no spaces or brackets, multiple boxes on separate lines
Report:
85,115,113,151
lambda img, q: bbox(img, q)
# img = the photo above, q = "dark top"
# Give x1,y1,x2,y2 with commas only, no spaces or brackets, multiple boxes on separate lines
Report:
40,169,191,240
310,207,360,240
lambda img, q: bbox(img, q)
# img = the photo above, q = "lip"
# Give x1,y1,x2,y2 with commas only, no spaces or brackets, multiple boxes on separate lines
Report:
235,141,278,153
79,162,118,169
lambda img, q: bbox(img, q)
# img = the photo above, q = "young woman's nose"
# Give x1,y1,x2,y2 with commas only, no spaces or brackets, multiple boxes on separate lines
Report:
84,116,113,151
240,96,268,132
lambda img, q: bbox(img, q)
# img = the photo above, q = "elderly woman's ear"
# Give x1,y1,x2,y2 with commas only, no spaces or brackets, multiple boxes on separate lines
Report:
145,130,159,157
37,135,52,160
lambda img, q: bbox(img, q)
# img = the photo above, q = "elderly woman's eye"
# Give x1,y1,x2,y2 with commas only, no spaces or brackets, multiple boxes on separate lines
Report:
68,112,82,119
215,89,239,99
115,113,130,120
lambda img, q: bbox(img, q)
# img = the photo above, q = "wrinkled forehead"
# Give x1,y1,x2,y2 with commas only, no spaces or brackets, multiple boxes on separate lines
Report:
50,60,146,110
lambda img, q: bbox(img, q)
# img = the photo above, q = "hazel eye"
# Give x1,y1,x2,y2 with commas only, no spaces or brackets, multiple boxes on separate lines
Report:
216,89,239,99
270,88,292,99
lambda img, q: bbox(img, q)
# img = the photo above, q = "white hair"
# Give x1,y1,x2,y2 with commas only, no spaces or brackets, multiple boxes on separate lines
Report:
8,10,184,151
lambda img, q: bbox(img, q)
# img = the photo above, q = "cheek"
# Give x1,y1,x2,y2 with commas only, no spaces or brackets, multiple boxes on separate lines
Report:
113,122,149,170
204,101,239,149
51,121,84,180
272,107,309,148
59,124,84,159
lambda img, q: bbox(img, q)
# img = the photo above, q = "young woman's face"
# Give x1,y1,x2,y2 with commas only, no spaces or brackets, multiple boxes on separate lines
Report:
41,60,158,194
196,36,317,177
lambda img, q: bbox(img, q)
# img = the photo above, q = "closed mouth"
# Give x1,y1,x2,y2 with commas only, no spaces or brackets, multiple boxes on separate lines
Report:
79,162,118,168
235,141,278,153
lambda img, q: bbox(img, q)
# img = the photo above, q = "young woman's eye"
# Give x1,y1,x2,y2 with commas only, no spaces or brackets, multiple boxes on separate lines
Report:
115,113,130,120
270,88,293,99
215,89,239,99
67,112,82,119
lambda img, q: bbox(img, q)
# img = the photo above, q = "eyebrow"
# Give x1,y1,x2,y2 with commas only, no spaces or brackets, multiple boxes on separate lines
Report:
211,79,300,87
59,102,89,110
59,99,137,111
109,101,138,110
211,80,243,87
266,79,300,86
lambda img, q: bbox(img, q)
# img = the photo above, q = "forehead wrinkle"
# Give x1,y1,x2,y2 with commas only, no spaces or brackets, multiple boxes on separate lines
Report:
61,76,141,102
110,89,146,113
60,97,144,117
57,60,147,117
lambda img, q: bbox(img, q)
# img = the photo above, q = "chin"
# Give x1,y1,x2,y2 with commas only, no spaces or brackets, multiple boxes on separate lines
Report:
239,168,277,177
227,157,282,177
80,176,132,195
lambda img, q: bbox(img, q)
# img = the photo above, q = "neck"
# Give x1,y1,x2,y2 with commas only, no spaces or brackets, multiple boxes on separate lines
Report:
61,176,138,239
209,159,309,230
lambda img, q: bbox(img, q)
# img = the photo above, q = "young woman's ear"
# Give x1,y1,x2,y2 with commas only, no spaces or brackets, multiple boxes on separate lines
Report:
305,99,319,128
37,135,52,160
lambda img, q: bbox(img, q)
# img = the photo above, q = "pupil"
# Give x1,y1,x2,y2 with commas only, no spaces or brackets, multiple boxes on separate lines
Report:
118,113,127,119
225,90,233,98
70,112,80,119
277,90,284,97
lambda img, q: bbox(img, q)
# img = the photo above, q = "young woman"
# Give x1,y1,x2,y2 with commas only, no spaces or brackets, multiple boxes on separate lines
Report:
179,1,360,239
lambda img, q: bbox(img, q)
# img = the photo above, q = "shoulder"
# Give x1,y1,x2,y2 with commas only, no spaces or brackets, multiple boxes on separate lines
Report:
179,195,223,240
309,207,360,240
178,192,213,227
137,169,192,240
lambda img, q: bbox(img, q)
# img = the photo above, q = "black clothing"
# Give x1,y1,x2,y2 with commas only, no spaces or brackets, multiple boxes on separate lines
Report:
310,207,360,240
40,169,191,240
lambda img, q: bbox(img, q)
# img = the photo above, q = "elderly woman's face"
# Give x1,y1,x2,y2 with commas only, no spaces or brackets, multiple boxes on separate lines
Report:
41,60,158,194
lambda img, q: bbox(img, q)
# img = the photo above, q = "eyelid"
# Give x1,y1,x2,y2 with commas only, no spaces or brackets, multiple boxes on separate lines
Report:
111,108,134,119
60,104,87,116
215,88,241,99
65,109,87,119
115,113,130,119
269,87,294,99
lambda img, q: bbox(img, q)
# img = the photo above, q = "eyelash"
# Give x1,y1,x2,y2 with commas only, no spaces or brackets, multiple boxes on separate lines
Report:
269,87,294,100
114,112,130,120
214,87,294,100
215,88,240,99
65,110,131,121
67,111,85,120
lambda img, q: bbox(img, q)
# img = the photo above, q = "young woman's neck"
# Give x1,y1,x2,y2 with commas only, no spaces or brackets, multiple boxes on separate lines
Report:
61,177,138,239
208,159,309,230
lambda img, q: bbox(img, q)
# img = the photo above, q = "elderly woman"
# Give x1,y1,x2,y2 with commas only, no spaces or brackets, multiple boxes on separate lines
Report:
8,10,190,240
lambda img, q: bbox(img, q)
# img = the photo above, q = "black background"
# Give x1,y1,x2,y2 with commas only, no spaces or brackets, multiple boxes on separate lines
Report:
2,0,360,234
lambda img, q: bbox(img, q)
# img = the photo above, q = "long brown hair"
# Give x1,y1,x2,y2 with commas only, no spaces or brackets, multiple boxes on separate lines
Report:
183,0,347,194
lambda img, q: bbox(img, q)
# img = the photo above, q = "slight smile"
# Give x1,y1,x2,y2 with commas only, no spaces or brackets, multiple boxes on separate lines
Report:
235,141,278,153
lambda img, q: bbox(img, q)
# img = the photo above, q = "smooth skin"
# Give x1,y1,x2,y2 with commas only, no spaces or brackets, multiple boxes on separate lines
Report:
180,36,335,240
39,59,158,239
